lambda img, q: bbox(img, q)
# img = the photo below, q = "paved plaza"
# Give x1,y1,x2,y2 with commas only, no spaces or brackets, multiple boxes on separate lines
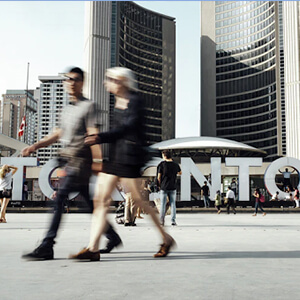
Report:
1,212,300,300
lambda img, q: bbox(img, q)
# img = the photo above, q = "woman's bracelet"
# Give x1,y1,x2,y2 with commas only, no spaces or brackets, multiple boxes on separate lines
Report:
93,159,103,163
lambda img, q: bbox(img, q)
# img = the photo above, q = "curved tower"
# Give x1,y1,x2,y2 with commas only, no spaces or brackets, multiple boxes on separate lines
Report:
201,1,285,161
84,1,176,151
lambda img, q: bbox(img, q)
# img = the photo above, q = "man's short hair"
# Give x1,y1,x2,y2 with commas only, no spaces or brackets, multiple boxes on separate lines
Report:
68,67,84,81
162,150,172,159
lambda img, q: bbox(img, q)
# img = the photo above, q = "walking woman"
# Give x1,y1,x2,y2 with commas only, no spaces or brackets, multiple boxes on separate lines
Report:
70,67,175,261
0,164,18,223
252,188,266,216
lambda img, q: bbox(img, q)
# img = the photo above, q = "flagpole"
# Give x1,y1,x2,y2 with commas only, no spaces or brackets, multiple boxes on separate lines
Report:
23,62,30,142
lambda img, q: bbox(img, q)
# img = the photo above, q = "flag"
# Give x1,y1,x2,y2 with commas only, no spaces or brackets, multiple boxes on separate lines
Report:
18,116,26,137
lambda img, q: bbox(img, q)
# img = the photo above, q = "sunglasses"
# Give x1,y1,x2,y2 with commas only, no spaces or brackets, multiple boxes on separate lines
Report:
64,76,82,83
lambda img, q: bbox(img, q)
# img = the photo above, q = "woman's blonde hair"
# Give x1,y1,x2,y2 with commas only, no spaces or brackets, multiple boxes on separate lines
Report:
0,165,10,180
105,67,138,91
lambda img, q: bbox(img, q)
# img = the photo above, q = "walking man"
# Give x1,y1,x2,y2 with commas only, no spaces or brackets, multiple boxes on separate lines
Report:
225,186,236,214
22,67,121,260
157,150,181,226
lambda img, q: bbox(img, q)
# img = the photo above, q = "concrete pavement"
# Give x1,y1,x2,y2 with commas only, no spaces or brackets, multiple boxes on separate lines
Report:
1,212,300,300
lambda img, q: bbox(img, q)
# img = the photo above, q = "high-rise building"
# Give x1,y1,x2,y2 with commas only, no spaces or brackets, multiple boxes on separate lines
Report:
201,1,286,161
282,1,300,160
0,90,37,149
37,75,68,165
84,1,176,155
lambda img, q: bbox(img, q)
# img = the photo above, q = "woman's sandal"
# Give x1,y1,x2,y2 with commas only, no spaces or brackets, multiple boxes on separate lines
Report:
0,218,6,223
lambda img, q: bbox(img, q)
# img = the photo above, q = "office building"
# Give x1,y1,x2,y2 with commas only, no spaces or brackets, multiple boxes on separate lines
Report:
0,90,37,150
84,1,176,154
201,1,286,161
37,75,68,165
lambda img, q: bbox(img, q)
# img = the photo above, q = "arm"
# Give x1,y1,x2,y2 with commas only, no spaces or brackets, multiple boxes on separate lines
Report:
157,173,162,186
85,96,142,145
278,169,283,174
87,127,103,173
8,166,18,175
21,128,62,157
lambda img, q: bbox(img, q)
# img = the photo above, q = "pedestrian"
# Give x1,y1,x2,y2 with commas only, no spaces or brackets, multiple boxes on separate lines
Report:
0,165,18,223
201,181,210,208
225,186,236,214
124,192,136,226
21,67,122,260
294,186,300,208
252,188,266,216
230,178,238,200
270,191,280,201
23,181,28,201
278,168,296,192
214,190,222,214
69,67,175,261
157,150,182,226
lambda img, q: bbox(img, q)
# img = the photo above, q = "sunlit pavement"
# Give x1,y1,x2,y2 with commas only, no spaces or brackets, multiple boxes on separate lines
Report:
1,212,300,300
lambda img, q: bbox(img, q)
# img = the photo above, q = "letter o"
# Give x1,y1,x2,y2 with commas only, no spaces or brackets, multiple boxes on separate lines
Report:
39,159,79,199
264,157,300,199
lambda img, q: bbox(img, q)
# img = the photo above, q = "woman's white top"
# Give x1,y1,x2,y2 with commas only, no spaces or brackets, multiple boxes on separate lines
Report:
0,171,13,190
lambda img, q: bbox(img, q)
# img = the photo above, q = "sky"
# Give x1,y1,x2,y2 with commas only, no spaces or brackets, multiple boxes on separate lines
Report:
0,1,200,138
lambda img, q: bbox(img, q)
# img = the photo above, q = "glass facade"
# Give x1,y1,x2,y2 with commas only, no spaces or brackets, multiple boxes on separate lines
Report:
215,1,284,161
115,1,169,144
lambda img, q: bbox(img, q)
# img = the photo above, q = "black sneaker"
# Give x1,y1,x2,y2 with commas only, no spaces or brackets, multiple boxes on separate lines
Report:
22,244,54,260
171,222,177,226
100,235,123,254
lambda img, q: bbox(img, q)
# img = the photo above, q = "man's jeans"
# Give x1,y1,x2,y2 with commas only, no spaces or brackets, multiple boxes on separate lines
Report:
41,169,118,248
203,195,210,208
160,190,177,224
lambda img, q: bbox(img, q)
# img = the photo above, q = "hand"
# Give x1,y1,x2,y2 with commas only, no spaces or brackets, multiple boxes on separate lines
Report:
84,134,100,146
51,191,57,200
21,145,35,157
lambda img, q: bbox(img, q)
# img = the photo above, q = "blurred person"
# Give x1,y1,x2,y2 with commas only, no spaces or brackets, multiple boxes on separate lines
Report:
214,190,222,214
225,186,236,214
230,178,238,200
252,188,266,216
278,168,296,192
21,67,121,260
69,67,175,261
157,150,181,226
0,165,18,223
23,181,28,201
124,192,136,226
201,181,210,208
270,191,280,201
294,186,299,208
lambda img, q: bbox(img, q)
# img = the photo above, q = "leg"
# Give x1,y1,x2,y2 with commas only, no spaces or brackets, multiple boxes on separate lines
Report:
168,190,177,224
122,178,173,246
88,173,119,252
226,201,230,214
232,199,236,214
205,196,210,207
79,182,122,252
0,197,10,222
124,193,132,225
130,195,137,225
42,174,78,247
253,202,258,215
258,202,265,213
160,190,168,225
